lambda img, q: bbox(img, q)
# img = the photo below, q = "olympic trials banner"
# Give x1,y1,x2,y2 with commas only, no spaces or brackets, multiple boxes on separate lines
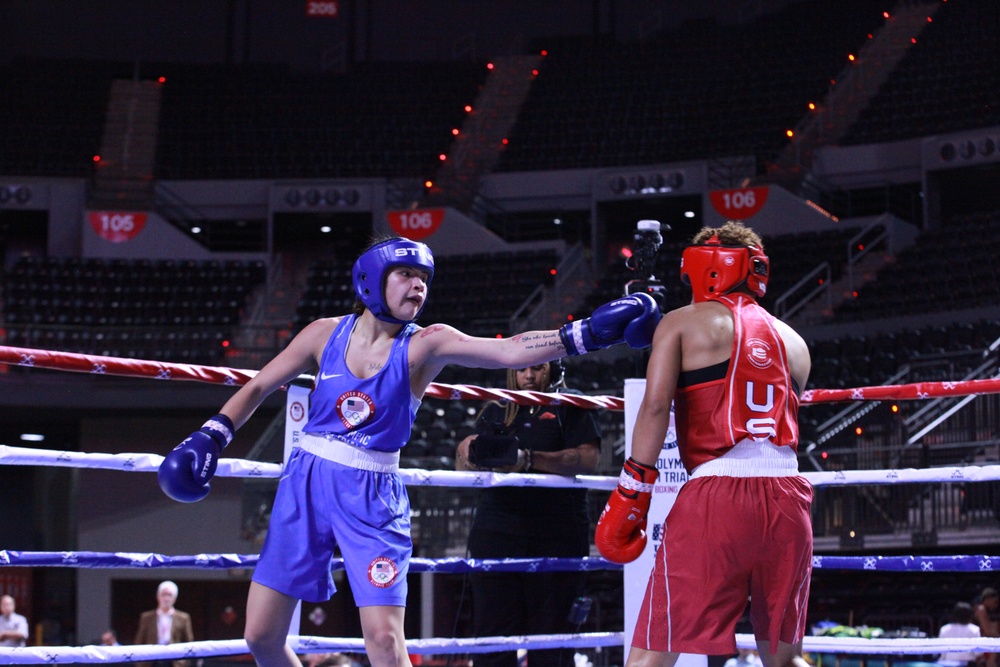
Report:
623,379,706,667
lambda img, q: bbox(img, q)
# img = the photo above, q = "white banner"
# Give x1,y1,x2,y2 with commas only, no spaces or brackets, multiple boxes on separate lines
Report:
623,379,706,667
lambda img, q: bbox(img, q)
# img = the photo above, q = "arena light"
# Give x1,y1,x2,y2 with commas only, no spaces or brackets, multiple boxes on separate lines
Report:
20,433,45,442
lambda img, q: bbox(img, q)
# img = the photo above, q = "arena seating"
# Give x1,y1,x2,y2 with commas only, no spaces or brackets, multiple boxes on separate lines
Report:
842,0,1000,145
2,256,266,364
0,58,128,177
293,248,560,340
497,0,884,172
835,211,1000,321
155,61,488,179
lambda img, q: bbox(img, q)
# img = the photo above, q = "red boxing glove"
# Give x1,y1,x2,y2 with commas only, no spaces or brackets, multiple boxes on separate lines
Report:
595,457,658,564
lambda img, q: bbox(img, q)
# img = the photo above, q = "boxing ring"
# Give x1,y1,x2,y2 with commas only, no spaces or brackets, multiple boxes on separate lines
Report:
2,344,1000,664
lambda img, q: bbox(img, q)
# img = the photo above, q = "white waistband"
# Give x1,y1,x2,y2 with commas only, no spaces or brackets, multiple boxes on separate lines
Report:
296,432,400,472
690,438,799,478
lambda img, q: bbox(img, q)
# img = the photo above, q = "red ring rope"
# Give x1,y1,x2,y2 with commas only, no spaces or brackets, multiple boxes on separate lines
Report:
2,344,999,409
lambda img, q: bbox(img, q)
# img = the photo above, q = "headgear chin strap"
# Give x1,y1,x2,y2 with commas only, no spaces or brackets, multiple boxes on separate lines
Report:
679,235,769,303
353,238,435,324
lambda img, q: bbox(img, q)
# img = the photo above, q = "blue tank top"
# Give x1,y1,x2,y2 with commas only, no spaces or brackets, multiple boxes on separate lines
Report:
303,315,420,452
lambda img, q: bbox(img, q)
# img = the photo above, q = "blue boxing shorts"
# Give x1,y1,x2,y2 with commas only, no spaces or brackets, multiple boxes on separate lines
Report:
252,437,411,606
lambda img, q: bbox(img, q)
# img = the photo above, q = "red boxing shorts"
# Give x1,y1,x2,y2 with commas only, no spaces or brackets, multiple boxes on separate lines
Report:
632,474,813,654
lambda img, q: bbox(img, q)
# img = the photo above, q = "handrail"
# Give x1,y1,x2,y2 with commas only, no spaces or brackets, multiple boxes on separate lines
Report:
509,242,589,333
846,219,890,294
774,261,832,320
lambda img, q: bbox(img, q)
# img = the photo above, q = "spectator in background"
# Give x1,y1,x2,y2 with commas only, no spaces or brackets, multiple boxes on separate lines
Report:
0,595,28,647
974,588,999,667
938,601,981,667
133,580,194,667
101,629,121,646
455,360,601,667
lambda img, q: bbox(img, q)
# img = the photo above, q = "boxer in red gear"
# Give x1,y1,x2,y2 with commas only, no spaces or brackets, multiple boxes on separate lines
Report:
601,221,813,667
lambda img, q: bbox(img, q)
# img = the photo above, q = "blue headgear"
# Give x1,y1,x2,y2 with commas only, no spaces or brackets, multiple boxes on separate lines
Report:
352,238,435,324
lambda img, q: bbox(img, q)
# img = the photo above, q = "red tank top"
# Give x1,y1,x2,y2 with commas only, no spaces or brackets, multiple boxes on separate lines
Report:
674,294,800,473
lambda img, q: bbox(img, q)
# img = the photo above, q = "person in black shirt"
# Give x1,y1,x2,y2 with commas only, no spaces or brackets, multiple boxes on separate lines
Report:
456,360,601,667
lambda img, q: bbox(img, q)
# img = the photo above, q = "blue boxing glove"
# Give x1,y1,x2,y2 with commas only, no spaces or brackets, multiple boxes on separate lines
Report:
559,292,661,356
158,414,235,503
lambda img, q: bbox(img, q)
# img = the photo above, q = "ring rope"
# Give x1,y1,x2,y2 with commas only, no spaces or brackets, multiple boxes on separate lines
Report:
0,631,625,664
0,552,619,573
2,550,999,573
4,345,1000,409
4,346,1000,663
4,444,1000,489
4,634,1000,664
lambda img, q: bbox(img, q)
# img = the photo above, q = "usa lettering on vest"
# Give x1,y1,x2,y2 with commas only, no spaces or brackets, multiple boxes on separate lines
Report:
745,380,777,438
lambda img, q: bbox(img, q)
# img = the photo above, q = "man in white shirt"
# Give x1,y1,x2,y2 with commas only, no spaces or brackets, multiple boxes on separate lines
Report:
0,595,28,648
939,601,982,667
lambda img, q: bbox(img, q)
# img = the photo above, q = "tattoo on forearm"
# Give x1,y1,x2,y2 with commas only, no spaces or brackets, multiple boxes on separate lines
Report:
516,331,563,351
562,450,581,466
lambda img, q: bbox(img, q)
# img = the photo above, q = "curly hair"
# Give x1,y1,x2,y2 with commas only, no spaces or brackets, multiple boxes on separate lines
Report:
691,220,764,250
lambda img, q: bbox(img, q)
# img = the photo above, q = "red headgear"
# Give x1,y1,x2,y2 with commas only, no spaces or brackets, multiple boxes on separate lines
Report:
679,235,769,302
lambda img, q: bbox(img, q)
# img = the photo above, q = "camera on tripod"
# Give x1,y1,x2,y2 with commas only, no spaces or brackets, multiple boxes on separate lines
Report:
625,219,669,312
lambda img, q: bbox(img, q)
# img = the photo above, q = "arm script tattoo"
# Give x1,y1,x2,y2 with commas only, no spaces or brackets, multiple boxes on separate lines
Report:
512,331,564,351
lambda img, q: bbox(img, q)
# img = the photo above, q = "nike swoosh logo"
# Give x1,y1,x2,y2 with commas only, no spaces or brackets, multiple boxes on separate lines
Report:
321,372,343,380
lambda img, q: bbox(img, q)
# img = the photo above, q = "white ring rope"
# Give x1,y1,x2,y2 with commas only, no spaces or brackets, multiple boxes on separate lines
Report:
3,347,999,663
4,634,1000,664
4,444,1000,489
0,632,624,664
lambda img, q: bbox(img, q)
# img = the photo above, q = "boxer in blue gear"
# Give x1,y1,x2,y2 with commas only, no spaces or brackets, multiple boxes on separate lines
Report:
160,235,661,667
